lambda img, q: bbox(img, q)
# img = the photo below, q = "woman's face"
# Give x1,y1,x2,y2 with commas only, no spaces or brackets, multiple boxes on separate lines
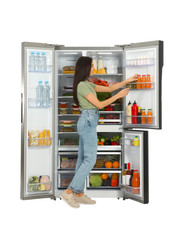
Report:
90,61,95,76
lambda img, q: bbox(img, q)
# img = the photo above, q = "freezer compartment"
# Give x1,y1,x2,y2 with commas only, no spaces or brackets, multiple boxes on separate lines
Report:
58,172,75,189
58,153,77,170
87,171,121,189
94,152,121,170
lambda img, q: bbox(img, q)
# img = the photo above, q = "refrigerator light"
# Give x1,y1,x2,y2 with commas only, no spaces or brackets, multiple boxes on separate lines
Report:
98,52,112,55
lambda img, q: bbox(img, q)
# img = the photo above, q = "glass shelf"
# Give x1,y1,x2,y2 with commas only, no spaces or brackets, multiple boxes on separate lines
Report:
125,58,155,68
28,65,52,73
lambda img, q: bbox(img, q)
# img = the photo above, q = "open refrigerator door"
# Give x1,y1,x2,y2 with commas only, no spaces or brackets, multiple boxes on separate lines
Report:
21,42,55,199
123,41,163,129
122,130,148,204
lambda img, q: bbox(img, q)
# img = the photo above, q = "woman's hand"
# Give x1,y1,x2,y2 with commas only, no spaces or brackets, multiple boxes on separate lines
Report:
116,88,129,99
127,74,137,83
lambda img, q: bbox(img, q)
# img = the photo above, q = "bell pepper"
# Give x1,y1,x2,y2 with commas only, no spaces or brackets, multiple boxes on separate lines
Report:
98,142,104,145
111,179,118,187
112,141,118,145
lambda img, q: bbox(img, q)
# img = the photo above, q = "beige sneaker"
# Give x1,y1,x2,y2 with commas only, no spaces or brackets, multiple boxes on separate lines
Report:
75,194,96,204
61,190,80,208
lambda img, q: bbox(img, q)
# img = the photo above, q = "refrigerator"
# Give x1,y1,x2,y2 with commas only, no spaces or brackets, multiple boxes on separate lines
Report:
21,41,163,204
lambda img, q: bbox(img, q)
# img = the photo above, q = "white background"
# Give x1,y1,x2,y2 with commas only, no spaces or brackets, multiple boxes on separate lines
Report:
1,0,183,239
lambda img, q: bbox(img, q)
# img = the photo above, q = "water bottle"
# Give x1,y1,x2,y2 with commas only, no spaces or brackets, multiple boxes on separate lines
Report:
43,81,50,107
36,81,43,106
35,52,41,72
29,52,35,71
40,52,47,72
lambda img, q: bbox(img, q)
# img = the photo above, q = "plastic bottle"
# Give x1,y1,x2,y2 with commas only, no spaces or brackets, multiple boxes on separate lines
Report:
122,163,127,186
29,51,35,72
40,52,47,72
126,101,132,124
98,56,104,70
137,107,142,124
147,109,153,124
133,136,140,146
43,81,50,107
141,109,147,124
36,81,43,106
125,163,131,186
35,52,41,72
132,101,138,124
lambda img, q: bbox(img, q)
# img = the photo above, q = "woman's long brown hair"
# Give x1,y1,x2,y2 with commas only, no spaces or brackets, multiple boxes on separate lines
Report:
73,56,92,106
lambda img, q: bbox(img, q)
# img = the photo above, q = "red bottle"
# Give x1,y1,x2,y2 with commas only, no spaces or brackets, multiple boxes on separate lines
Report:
132,101,138,124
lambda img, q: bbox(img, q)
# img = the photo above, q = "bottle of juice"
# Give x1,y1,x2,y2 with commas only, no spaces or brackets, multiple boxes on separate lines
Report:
132,170,140,194
133,136,140,146
132,101,138,124
141,109,146,124
137,74,141,89
142,75,146,89
146,74,151,88
126,101,132,124
137,107,142,124
147,109,153,124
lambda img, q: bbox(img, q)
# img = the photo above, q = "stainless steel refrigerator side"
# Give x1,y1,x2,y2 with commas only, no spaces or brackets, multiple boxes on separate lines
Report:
20,43,26,199
122,40,164,130
20,42,55,200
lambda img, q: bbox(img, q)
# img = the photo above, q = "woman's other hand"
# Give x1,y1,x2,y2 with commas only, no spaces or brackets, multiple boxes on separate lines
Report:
117,88,129,98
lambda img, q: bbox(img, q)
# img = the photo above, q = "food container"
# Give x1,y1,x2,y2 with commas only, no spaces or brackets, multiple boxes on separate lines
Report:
72,106,80,114
59,125,76,132
106,65,117,74
58,108,68,114
64,86,73,89
60,158,77,169
59,102,68,108
60,173,75,188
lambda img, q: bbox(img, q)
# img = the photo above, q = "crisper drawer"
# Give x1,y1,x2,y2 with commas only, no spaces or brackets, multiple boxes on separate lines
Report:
94,152,121,170
58,152,78,170
87,171,121,190
58,172,75,189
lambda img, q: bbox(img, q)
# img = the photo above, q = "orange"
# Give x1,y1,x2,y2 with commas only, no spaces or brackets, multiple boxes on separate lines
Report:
112,161,119,168
105,161,112,168
100,173,109,180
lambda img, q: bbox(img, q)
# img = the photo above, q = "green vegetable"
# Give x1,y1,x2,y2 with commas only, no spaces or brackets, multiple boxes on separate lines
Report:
89,174,102,187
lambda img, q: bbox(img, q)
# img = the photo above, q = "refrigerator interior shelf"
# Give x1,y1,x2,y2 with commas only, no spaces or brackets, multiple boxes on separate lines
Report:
28,98,52,108
87,186,121,190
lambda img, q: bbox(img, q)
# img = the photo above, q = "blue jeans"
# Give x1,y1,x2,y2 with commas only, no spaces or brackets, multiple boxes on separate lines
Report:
68,109,99,193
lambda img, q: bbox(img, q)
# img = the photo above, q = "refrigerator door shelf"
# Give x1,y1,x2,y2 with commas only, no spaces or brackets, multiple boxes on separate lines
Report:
28,65,52,73
27,182,52,194
28,137,52,147
28,98,52,108
122,185,140,195
124,58,155,68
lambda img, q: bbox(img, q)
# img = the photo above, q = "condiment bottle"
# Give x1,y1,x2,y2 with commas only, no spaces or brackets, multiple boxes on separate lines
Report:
92,56,98,70
137,107,142,124
98,56,104,70
132,101,138,124
122,163,127,186
142,75,146,89
137,74,141,89
146,74,151,88
125,163,131,186
141,109,146,124
126,101,132,124
147,109,153,124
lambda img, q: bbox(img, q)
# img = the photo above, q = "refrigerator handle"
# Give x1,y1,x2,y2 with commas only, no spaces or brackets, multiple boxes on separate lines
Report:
21,93,23,123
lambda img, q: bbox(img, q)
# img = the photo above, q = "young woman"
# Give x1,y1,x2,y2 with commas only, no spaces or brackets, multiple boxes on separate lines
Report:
61,56,137,207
